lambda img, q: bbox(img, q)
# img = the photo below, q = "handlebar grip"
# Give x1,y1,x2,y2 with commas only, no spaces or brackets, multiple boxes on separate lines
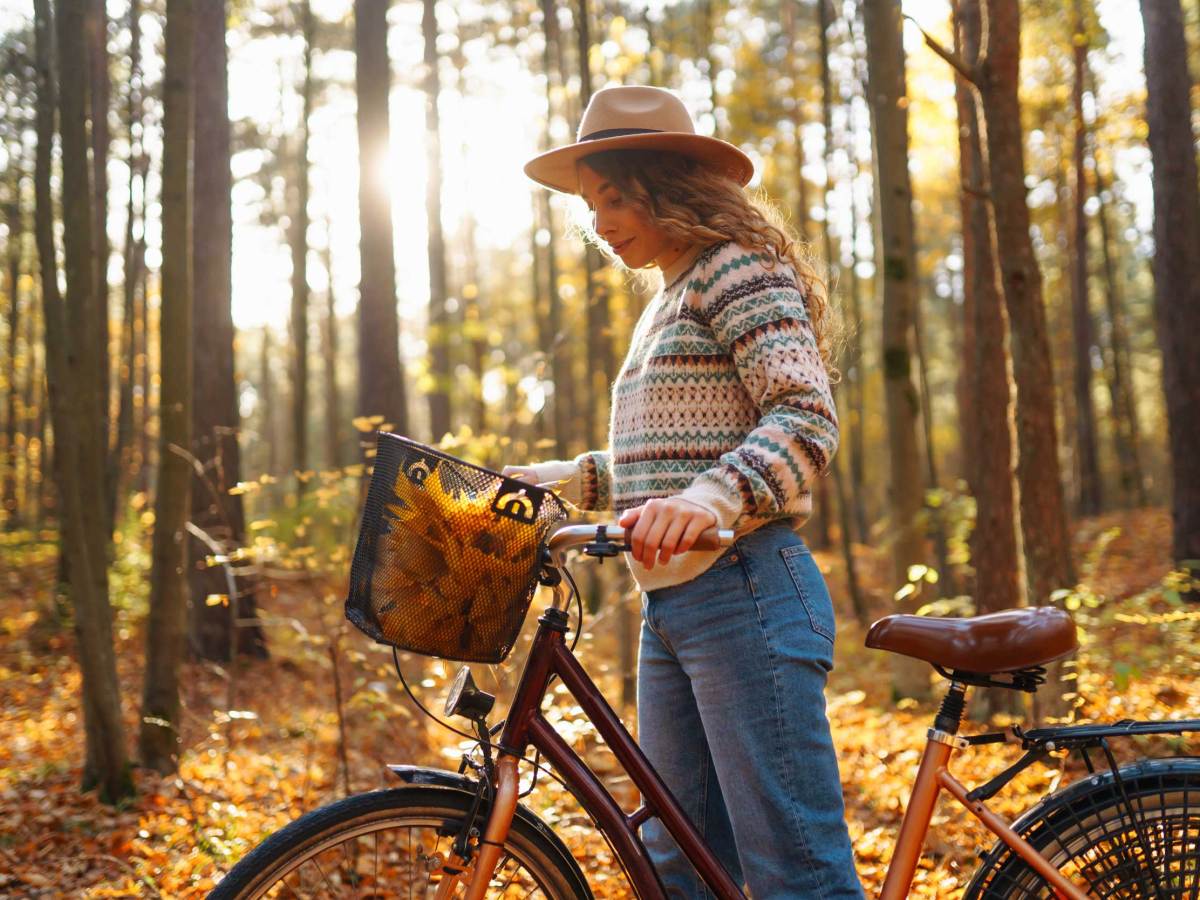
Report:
690,528,736,551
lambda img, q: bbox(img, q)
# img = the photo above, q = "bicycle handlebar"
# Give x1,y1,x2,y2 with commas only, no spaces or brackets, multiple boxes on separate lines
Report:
546,523,735,554
543,524,734,611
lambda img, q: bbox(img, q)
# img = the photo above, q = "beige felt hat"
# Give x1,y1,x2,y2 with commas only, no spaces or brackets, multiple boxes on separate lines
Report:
524,85,754,195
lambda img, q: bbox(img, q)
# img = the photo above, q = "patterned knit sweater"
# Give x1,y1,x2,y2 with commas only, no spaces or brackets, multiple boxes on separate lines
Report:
534,240,839,591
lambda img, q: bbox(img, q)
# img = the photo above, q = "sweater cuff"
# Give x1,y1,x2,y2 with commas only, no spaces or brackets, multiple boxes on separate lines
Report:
531,459,582,506
677,472,744,532
572,451,604,511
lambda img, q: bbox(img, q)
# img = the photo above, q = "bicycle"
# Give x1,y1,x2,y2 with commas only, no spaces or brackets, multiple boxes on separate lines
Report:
210,435,1200,899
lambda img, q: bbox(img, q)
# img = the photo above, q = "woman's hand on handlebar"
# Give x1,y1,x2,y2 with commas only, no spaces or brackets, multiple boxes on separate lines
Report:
618,498,718,570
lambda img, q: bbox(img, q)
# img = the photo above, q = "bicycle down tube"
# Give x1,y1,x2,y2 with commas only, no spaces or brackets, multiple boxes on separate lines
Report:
512,606,745,899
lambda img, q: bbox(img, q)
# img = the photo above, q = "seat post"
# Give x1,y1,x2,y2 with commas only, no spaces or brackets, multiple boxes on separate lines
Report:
933,680,968,735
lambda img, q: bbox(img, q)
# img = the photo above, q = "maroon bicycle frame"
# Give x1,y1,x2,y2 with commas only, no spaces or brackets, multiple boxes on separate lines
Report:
497,605,746,900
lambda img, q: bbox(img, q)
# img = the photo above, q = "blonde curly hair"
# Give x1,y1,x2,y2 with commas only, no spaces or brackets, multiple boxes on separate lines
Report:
573,148,839,372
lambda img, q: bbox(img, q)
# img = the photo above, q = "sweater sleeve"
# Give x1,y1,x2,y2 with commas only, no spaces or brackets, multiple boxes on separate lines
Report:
676,256,839,531
531,450,613,511
573,450,613,512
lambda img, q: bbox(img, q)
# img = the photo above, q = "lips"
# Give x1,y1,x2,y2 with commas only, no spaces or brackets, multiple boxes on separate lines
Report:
612,238,634,254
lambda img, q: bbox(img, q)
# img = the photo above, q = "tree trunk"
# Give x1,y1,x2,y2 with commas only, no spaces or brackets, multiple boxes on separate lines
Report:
355,0,406,432
114,0,142,531
862,0,929,700
576,0,612,453
291,0,313,477
321,226,343,469
261,326,278,475
696,0,721,138
3,162,22,530
956,0,1022,716
978,0,1076,716
541,0,572,458
23,276,41,526
140,0,194,774
1091,143,1146,507
1070,0,1102,517
190,0,265,663
85,0,117,540
1139,0,1200,598
41,0,133,802
422,0,451,442
784,0,812,244
843,20,871,544
136,263,152,496
817,0,861,604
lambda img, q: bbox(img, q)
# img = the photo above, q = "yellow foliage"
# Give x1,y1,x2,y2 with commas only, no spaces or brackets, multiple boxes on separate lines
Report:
370,463,544,659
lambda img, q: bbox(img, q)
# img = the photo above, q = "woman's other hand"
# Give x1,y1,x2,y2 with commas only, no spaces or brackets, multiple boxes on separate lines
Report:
501,465,539,485
619,497,717,570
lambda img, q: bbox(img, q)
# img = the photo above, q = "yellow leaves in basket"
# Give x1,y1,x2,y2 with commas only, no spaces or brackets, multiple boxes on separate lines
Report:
370,461,545,658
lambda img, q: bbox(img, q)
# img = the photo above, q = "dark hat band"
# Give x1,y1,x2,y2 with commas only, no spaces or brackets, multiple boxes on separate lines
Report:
580,127,663,142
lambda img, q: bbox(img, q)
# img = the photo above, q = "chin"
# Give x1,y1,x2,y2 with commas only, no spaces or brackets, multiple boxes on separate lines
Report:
616,250,652,269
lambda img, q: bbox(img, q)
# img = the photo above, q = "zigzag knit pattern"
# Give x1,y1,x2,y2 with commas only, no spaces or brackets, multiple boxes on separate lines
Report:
572,240,839,544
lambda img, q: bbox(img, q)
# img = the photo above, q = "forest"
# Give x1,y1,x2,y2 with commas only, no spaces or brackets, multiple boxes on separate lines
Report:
1,0,1199,896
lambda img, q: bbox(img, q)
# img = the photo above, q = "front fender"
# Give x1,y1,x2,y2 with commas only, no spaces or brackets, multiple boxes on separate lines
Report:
388,764,478,790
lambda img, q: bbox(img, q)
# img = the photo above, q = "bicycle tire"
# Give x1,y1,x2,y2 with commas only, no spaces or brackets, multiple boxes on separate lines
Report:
207,785,593,899
964,757,1200,898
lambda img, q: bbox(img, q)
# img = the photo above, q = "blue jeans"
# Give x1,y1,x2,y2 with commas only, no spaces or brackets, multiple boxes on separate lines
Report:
638,521,863,899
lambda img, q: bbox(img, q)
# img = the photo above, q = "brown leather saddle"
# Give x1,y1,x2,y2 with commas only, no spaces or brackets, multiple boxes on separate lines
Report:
866,607,1077,679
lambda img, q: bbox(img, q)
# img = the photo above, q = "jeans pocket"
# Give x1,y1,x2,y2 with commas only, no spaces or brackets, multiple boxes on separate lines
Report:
780,544,836,643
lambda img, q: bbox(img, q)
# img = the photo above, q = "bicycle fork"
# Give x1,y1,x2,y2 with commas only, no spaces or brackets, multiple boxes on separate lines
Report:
433,754,522,900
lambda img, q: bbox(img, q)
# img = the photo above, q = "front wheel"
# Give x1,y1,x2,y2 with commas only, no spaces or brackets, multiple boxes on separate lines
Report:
965,757,1200,898
208,786,593,899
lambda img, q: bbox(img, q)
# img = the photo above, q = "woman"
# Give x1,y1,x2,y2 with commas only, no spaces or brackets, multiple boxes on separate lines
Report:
504,85,863,899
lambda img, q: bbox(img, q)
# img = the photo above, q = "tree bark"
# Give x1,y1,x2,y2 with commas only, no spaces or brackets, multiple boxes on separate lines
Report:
114,0,143,531
956,0,1022,715
85,0,117,539
577,0,612,453
1091,143,1146,507
136,263,152,496
261,326,279,475
190,0,265,663
1139,0,1200,597
141,0,194,774
783,0,812,244
23,283,41,526
355,0,406,431
291,0,314,476
321,226,343,469
422,0,451,442
862,0,929,700
977,0,1076,715
844,13,871,544
1069,0,1102,517
42,0,133,802
3,159,22,530
541,0,572,458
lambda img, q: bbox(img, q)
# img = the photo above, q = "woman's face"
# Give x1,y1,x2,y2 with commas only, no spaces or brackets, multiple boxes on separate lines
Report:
577,162,689,271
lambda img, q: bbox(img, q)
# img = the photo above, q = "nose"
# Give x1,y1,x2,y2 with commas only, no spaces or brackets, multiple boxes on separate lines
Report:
593,206,616,240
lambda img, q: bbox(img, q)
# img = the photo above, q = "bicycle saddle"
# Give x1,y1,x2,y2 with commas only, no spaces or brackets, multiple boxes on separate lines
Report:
865,607,1078,674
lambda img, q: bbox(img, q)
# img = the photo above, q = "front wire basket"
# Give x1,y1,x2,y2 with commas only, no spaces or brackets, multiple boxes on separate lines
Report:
344,432,568,663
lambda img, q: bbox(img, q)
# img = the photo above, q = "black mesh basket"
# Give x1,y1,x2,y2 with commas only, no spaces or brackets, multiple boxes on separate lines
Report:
344,432,568,663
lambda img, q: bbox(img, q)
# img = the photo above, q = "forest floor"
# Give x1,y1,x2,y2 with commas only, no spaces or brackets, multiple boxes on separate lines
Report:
1,506,1198,898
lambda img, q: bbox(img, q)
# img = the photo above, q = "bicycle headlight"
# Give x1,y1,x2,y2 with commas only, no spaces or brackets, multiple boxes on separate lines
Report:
444,665,495,722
